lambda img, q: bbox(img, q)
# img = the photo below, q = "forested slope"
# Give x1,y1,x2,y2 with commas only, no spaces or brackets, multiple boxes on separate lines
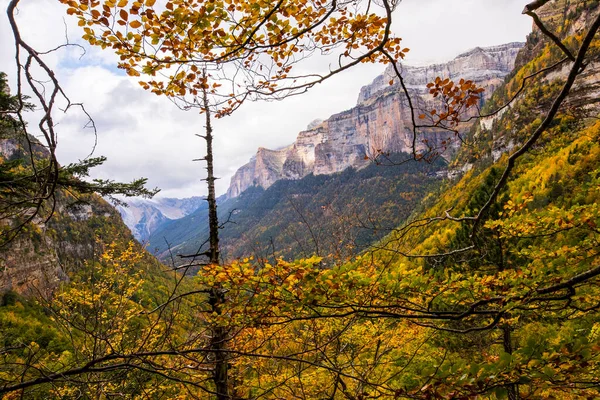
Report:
148,155,446,264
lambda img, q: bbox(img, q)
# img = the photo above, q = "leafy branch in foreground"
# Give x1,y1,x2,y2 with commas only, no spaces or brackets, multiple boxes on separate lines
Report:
0,65,157,246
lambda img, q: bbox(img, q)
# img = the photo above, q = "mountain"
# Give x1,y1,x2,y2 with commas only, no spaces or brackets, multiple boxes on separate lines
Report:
226,42,524,198
146,43,527,263
117,196,204,242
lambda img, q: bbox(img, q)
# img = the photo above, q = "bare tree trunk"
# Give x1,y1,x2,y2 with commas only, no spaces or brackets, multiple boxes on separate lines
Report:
203,88,220,266
201,83,229,400
503,326,519,400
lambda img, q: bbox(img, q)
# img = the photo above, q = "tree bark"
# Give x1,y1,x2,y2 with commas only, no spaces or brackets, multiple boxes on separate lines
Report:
202,82,229,400
503,326,519,400
522,0,551,14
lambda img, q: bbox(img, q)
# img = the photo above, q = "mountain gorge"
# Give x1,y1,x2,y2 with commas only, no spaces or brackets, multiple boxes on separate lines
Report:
3,0,600,397
141,43,524,263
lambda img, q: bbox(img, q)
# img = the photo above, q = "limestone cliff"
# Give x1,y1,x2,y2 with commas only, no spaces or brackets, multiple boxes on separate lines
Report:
228,146,293,198
0,194,120,296
357,43,524,104
227,42,524,198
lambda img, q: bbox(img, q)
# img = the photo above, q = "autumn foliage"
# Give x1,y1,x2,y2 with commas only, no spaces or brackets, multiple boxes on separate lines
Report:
2,0,600,398
61,0,408,115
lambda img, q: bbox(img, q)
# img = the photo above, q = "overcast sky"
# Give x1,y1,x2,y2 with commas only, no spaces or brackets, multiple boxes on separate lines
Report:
0,0,533,198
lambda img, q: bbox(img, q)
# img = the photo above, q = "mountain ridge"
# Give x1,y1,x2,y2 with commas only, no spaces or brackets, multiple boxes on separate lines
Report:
226,42,524,198
117,196,204,241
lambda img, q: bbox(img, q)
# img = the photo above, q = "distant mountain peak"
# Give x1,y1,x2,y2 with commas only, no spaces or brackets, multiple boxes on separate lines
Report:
117,196,204,241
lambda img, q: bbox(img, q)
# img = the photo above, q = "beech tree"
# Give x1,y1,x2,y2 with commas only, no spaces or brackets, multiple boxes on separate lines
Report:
59,0,406,115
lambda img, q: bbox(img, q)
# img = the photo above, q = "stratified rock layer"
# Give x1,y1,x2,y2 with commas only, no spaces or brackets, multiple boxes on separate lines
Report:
227,42,524,198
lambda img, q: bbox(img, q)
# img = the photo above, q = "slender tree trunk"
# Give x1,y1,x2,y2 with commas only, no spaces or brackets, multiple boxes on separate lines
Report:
203,85,220,266
503,326,519,400
202,82,229,400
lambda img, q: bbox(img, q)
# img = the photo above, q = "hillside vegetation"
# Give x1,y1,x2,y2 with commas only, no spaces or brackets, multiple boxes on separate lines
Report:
148,154,446,264
1,0,600,398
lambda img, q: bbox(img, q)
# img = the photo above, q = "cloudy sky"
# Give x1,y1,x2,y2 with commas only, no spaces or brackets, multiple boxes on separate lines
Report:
0,0,532,198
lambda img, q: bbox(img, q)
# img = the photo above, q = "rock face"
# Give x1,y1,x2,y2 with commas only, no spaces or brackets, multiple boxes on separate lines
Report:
227,42,524,198
357,43,524,104
0,134,127,295
0,199,112,296
227,147,291,199
117,196,203,242
0,232,67,296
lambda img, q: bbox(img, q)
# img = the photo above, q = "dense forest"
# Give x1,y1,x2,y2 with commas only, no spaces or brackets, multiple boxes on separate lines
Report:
148,154,447,263
1,0,600,398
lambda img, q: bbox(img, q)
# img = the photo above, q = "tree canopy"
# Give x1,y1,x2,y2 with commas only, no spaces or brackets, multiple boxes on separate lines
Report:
61,0,407,115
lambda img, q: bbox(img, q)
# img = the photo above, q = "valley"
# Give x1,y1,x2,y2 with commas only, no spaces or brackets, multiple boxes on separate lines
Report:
2,0,600,398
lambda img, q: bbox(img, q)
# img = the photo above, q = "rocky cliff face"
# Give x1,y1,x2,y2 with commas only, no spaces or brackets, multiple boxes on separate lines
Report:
0,196,120,296
226,42,524,198
117,196,203,242
0,233,66,296
357,43,524,104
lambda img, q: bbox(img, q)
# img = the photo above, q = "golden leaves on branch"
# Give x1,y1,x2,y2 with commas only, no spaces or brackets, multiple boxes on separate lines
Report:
60,0,409,116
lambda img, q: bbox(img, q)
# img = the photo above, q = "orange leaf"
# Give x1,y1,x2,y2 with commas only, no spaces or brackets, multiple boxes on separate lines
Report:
130,20,142,28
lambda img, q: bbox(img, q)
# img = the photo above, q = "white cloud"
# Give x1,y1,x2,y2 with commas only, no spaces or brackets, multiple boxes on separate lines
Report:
1,0,532,198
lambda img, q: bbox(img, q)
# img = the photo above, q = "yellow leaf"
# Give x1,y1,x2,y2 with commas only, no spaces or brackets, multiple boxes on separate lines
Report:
117,0,128,7
130,20,142,28
146,0,156,6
